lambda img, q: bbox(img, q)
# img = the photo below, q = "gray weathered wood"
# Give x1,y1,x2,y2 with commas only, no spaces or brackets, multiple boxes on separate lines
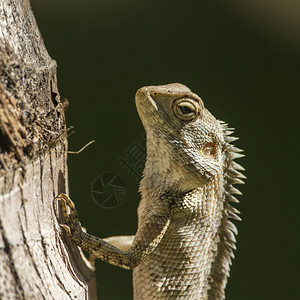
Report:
0,0,96,299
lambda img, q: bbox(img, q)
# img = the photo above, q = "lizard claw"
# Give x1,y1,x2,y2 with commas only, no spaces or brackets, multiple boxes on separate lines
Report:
55,193,82,241
59,223,71,235
56,193,78,219
56,193,76,209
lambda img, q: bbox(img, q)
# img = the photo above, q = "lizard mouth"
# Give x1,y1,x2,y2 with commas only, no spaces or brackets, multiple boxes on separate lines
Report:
135,88,158,112
135,88,161,131
146,92,158,110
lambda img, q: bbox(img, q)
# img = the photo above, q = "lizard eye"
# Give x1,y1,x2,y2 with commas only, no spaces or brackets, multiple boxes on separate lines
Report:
179,106,192,114
173,98,199,120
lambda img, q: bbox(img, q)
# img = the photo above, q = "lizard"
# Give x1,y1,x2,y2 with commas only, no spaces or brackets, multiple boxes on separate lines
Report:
56,83,245,299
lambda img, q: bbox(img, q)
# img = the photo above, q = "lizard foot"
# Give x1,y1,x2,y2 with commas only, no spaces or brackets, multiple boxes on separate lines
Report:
56,193,83,244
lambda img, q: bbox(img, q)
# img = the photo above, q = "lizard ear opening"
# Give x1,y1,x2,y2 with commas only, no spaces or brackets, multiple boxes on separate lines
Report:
202,142,217,157
172,98,200,121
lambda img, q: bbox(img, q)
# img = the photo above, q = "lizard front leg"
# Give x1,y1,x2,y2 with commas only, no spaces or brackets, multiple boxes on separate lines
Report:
56,193,170,270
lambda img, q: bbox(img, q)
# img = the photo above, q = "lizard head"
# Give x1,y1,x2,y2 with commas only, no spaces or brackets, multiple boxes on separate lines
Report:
136,83,226,192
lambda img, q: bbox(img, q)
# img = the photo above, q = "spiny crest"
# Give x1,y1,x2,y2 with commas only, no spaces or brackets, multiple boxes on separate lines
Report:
207,121,245,300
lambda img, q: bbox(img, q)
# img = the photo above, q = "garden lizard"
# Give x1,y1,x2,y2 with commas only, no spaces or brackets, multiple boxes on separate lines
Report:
56,83,245,299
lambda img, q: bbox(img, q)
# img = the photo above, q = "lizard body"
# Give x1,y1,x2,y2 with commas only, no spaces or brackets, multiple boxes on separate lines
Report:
57,83,244,299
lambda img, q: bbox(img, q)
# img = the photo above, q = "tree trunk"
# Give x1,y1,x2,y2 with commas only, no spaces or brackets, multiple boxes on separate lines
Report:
0,0,96,299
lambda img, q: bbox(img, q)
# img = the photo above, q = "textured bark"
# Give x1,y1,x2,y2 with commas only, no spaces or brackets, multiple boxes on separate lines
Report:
0,0,96,299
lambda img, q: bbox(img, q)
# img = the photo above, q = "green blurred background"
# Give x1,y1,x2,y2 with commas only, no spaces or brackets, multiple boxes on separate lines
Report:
31,1,300,299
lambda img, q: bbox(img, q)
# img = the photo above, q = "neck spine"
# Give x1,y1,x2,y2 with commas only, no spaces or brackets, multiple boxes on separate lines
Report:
207,123,245,299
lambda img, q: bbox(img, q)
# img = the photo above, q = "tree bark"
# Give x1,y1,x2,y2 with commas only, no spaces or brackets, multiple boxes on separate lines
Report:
0,0,96,299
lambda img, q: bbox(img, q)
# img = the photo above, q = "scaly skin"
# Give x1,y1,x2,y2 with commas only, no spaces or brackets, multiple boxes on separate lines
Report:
56,83,245,299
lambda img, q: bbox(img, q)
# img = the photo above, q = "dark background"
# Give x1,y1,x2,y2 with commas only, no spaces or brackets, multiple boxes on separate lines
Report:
31,1,300,299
